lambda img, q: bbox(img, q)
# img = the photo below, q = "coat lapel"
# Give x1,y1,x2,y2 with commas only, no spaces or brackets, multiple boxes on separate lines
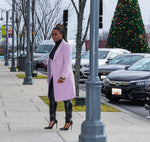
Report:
53,40,64,62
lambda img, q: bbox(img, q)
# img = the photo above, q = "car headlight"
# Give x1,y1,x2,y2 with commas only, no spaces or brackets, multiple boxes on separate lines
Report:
135,79,148,86
103,77,109,84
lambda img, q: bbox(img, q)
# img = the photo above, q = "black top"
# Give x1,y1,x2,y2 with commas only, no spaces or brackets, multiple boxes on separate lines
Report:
49,39,62,60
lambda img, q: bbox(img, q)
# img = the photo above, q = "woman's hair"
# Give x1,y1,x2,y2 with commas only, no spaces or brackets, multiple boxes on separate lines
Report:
52,24,67,42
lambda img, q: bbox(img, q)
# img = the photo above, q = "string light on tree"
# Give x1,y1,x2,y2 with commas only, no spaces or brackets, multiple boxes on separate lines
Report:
106,0,149,53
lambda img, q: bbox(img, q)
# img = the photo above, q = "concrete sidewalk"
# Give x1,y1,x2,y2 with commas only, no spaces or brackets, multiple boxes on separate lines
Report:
0,59,150,142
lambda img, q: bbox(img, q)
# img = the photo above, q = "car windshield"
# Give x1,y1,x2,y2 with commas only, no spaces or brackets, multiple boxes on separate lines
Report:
81,50,109,59
35,45,53,53
128,58,150,71
109,55,143,65
41,53,49,58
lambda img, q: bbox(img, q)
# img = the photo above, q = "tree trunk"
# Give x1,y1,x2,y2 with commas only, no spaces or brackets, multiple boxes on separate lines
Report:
74,0,85,97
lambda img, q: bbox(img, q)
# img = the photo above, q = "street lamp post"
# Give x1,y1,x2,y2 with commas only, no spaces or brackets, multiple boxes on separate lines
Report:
79,0,106,142
0,10,5,61
0,8,12,66
23,0,33,85
4,11,9,66
10,0,16,72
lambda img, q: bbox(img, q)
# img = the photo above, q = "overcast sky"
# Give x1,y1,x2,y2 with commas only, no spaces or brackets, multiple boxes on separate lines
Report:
1,0,150,40
67,0,150,39
1,0,150,26
0,0,11,10
103,0,150,31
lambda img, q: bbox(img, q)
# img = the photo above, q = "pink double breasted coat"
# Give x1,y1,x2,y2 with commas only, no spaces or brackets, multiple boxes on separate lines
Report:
47,39,76,101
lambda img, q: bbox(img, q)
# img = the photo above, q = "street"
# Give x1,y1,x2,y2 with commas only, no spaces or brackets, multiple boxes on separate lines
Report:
102,97,150,118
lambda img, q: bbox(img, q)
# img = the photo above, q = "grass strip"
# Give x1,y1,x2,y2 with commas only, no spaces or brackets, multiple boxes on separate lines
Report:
8,66,18,69
16,74,47,79
39,96,121,112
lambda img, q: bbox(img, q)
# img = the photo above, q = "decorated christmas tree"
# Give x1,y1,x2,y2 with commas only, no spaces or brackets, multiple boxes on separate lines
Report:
106,0,149,53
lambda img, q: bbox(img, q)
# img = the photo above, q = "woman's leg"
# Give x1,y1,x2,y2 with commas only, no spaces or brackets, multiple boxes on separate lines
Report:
60,100,73,130
49,78,57,121
64,100,72,122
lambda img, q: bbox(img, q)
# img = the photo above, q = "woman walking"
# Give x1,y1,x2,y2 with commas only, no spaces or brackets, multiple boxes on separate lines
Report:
45,24,76,130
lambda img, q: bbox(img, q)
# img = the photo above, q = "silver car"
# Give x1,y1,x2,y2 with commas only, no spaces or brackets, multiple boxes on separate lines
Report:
72,48,130,78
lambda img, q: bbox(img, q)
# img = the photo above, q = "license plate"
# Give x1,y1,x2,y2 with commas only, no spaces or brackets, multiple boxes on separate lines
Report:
112,88,122,95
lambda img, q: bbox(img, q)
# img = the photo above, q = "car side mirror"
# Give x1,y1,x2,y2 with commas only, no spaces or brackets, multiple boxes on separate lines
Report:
106,60,109,64
125,65,129,70
107,57,112,60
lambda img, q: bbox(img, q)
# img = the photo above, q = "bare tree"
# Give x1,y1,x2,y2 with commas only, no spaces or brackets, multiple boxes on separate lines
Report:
99,31,109,41
35,0,71,43
6,0,24,66
6,0,71,45
71,0,90,97
15,3,23,67
6,0,71,72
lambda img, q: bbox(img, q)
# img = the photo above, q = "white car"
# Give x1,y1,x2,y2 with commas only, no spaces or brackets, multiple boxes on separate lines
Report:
72,48,130,78
9,51,26,59
33,40,54,59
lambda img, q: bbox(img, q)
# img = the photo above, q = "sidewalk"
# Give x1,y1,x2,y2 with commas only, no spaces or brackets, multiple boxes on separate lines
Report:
0,59,150,142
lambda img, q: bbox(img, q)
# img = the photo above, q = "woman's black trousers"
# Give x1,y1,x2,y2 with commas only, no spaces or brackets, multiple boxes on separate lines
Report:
48,78,72,123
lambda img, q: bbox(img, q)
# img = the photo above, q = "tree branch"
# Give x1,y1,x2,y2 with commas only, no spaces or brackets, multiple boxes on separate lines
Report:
71,0,79,15
82,14,90,44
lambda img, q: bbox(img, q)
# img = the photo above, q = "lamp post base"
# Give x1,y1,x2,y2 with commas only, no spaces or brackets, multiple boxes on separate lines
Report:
32,73,37,77
23,60,33,85
79,121,106,142
10,67,16,72
79,80,106,142
23,76,33,85
4,62,9,66
10,57,16,72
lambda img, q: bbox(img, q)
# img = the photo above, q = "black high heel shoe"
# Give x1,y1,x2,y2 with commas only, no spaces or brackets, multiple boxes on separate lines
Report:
44,120,58,129
60,121,73,130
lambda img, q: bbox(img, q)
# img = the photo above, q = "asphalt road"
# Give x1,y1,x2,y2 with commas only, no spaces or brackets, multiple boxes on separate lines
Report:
102,97,150,118
79,82,150,119
38,68,150,120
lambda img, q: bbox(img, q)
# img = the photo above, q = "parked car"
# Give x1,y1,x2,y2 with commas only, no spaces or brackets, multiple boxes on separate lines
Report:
9,51,26,59
98,53,150,80
34,53,49,69
33,40,54,59
72,48,130,78
69,40,86,54
72,52,76,59
43,58,48,71
145,80,150,114
102,57,150,102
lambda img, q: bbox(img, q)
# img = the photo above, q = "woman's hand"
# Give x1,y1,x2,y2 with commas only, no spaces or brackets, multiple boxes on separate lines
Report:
58,78,65,83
